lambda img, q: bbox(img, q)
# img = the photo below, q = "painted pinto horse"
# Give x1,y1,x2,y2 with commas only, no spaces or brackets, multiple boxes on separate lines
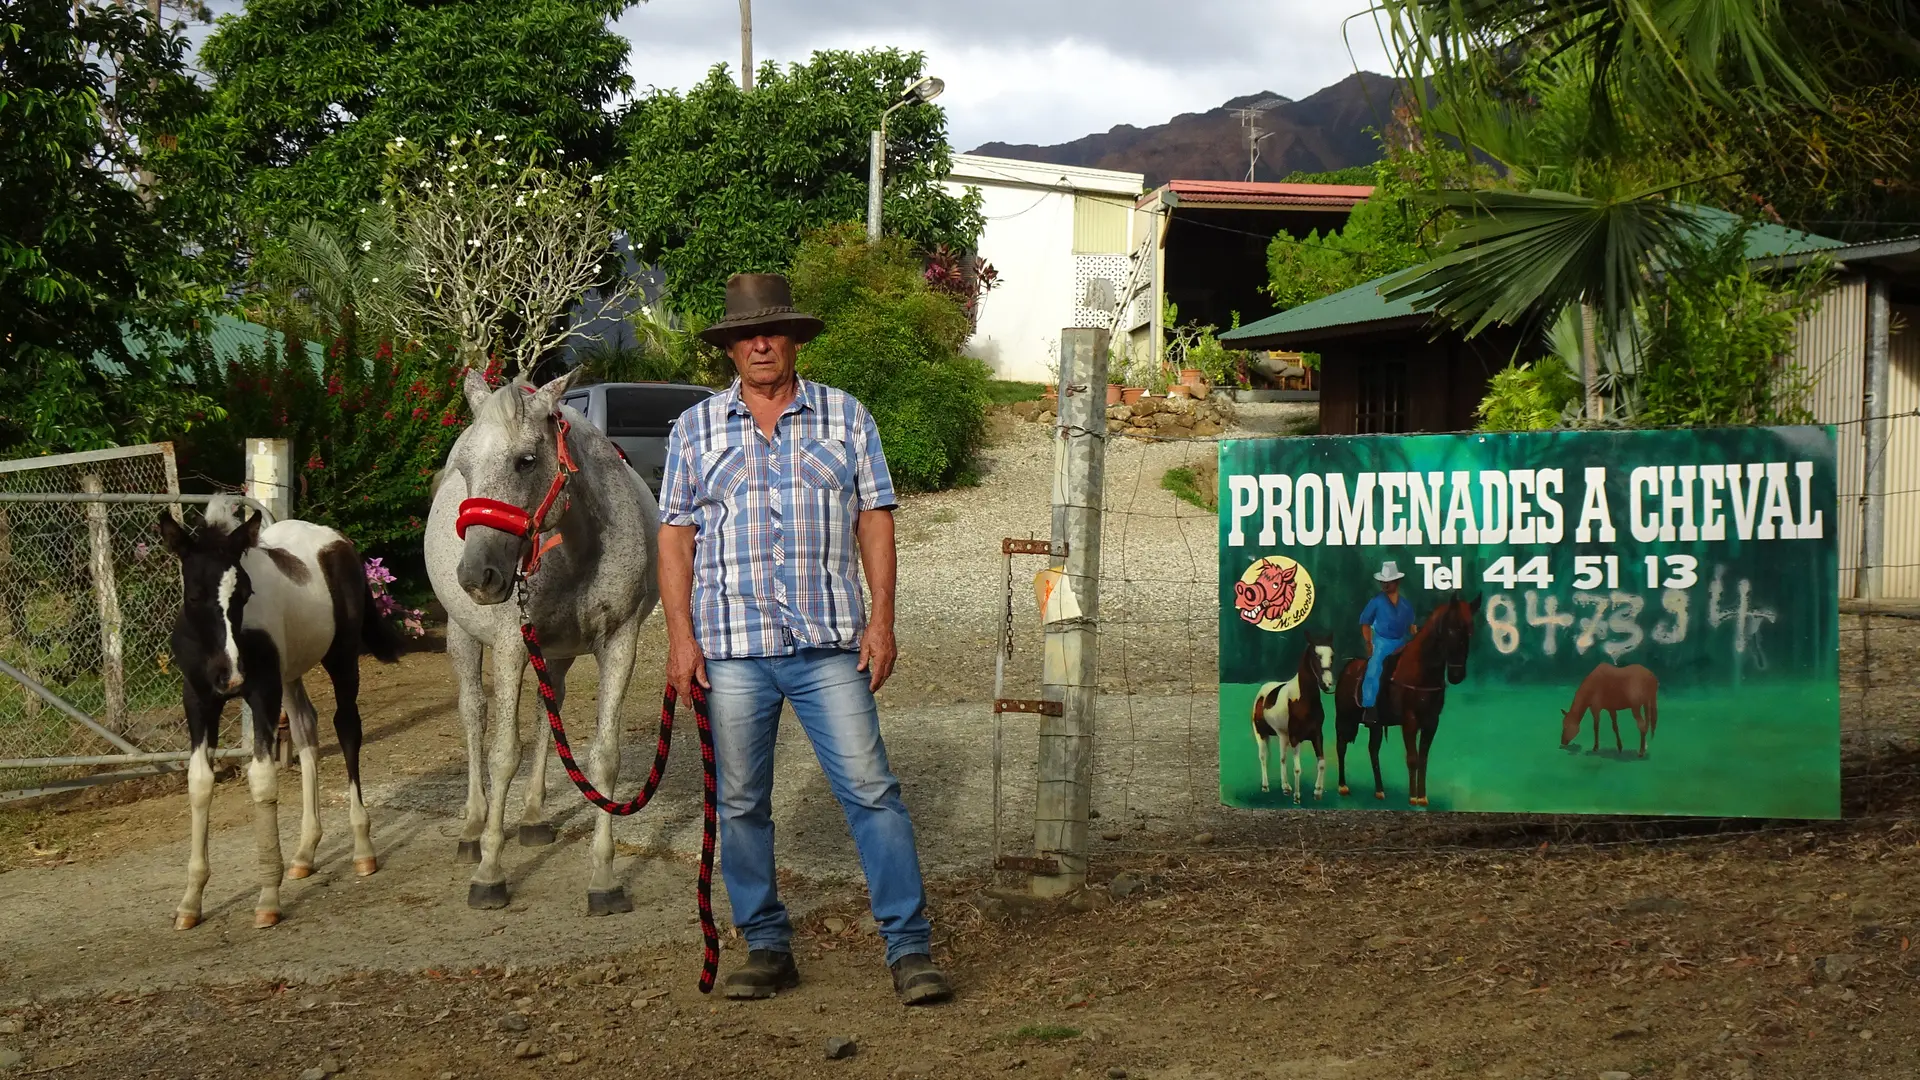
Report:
425,368,661,913
159,497,399,930
1250,631,1335,802
1333,593,1480,806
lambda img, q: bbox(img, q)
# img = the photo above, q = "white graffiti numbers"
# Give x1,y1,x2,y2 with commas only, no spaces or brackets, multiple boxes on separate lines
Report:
1477,559,1760,664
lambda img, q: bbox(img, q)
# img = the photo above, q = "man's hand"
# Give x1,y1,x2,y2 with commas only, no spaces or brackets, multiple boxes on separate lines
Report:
667,632,710,702
858,620,897,693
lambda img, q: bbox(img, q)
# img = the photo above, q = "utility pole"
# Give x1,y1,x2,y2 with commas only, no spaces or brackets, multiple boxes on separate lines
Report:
738,0,753,91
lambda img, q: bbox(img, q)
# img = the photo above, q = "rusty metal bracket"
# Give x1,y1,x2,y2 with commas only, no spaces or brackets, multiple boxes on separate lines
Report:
994,698,1063,716
1002,537,1064,556
995,855,1062,875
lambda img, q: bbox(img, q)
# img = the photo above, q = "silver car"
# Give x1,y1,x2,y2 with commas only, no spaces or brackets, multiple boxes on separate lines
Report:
561,381,717,494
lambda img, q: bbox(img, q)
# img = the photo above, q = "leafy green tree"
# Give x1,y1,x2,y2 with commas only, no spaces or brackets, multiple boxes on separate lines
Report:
155,0,638,249
1263,153,1456,311
612,48,985,320
788,224,988,492
0,0,220,455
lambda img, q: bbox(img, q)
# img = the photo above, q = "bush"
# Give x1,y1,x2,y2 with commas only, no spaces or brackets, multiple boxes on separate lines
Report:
1474,356,1583,431
788,224,990,492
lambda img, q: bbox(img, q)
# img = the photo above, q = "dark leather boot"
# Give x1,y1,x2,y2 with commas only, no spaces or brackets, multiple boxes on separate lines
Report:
721,949,799,999
890,952,953,1005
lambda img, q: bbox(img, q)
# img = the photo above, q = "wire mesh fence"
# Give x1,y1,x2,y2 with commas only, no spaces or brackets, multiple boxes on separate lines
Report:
1078,396,1920,862
0,445,199,795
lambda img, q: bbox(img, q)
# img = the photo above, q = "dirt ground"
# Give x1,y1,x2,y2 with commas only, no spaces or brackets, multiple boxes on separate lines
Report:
2,405,1918,1079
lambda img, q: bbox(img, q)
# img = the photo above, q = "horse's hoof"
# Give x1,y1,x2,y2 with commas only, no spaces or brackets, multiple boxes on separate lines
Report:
587,887,634,916
287,862,312,879
173,911,199,931
518,822,557,847
1410,797,1428,807
1338,785,1351,796
468,881,511,910
1374,791,1385,801
455,839,482,863
354,856,379,877
254,909,280,929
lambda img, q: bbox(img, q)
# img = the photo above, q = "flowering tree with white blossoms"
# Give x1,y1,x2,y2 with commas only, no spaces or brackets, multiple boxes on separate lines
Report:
369,132,627,379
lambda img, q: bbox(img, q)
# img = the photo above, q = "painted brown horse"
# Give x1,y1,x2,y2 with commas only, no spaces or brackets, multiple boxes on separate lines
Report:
1561,662,1660,757
1333,593,1481,806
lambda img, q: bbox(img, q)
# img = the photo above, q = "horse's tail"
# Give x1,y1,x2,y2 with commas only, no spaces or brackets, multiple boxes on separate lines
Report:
360,580,404,664
1646,693,1657,738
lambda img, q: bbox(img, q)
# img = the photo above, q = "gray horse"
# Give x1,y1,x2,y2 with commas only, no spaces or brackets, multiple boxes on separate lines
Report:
424,367,661,912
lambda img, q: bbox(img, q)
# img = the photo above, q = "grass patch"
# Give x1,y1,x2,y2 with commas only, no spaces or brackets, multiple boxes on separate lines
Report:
986,380,1047,405
1161,463,1218,512
1010,1024,1082,1042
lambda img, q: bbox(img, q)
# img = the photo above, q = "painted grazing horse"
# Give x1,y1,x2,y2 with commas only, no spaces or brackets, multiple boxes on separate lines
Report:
1250,631,1335,801
1561,662,1660,757
1333,594,1480,806
159,497,400,930
424,368,661,913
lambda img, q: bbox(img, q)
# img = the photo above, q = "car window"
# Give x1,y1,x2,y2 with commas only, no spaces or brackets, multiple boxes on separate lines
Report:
603,387,711,437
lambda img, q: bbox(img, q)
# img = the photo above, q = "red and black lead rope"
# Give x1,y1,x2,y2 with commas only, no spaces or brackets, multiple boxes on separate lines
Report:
520,615,720,994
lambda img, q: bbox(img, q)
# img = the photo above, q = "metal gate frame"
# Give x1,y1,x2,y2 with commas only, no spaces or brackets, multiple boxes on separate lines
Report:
0,478,277,802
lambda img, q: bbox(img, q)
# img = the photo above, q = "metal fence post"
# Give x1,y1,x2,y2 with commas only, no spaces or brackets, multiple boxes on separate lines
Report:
79,473,127,731
1033,326,1107,898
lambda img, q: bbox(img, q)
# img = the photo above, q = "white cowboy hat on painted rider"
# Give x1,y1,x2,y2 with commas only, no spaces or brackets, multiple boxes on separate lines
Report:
1374,560,1405,583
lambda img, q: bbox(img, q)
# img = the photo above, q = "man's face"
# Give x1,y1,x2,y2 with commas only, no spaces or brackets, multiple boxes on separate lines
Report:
726,332,797,391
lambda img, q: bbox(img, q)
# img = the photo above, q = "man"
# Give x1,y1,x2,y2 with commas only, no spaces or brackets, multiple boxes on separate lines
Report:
1358,560,1416,728
656,272,952,1006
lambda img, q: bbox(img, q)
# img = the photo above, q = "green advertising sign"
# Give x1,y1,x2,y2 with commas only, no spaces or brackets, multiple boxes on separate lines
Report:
1216,426,1839,819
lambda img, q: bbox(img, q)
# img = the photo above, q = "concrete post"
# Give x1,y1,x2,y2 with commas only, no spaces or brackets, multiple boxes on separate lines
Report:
1860,278,1891,601
867,129,884,242
1032,327,1106,898
244,438,292,524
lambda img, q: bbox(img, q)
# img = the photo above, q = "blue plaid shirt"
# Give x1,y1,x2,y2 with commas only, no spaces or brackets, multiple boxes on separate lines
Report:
658,377,898,660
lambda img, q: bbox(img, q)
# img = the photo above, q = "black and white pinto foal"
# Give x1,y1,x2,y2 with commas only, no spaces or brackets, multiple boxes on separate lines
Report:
159,497,400,930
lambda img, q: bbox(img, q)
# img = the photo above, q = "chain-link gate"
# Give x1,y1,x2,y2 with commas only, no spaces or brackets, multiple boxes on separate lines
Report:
0,444,265,801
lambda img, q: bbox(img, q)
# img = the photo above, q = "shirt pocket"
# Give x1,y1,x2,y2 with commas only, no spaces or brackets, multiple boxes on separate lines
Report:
699,446,749,504
795,436,854,492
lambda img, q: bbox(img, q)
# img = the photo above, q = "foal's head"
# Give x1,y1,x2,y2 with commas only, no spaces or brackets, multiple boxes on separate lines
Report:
450,366,580,605
1302,629,1335,694
157,503,264,696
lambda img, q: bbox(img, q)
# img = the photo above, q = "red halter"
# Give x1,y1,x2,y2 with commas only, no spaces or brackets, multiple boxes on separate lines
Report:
454,406,580,579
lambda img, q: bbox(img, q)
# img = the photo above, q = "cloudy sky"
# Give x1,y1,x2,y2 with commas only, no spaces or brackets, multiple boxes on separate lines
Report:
188,0,1395,151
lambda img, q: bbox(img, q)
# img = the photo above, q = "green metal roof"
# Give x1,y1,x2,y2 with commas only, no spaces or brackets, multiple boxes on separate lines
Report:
1222,205,1846,348
93,314,326,378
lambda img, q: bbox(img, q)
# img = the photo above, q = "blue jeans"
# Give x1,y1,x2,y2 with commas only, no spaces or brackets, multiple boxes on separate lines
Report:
707,646,931,966
1361,634,1408,708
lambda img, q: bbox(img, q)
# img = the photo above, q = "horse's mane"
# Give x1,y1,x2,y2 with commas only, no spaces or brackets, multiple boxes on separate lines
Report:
472,377,537,430
201,494,248,536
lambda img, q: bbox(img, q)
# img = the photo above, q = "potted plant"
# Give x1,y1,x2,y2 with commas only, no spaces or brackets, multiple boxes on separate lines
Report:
1106,381,1124,405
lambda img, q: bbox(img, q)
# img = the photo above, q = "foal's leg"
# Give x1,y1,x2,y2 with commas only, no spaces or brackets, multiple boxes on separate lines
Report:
1278,730,1294,798
174,680,220,930
518,656,571,847
1255,725,1271,793
283,679,323,878
586,619,640,914
244,677,288,927
469,630,529,909
447,622,488,863
322,645,378,876
1310,734,1327,800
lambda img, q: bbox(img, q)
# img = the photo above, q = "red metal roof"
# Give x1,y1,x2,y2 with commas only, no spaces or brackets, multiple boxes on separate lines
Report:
1138,180,1373,209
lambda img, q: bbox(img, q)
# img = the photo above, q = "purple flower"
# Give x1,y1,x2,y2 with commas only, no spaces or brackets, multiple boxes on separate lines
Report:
375,593,398,616
364,557,396,586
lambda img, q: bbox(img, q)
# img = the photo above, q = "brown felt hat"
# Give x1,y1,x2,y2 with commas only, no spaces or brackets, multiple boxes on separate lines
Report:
697,273,826,348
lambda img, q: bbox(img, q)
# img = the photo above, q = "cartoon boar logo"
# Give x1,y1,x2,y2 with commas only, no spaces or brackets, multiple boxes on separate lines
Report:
1232,556,1314,632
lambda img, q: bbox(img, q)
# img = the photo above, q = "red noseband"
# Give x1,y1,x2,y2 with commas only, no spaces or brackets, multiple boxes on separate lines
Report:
455,498,531,540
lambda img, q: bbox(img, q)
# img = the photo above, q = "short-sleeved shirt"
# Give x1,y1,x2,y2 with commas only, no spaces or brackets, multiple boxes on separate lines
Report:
1358,591,1416,641
657,377,897,660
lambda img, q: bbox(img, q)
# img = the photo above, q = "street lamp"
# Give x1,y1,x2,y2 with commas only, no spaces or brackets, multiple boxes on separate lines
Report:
867,75,945,241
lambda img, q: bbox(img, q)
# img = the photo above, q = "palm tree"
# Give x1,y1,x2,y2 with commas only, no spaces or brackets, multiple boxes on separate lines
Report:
1372,0,1915,411
250,203,412,344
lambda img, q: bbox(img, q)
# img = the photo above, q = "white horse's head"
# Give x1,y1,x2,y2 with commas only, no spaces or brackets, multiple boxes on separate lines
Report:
446,367,580,605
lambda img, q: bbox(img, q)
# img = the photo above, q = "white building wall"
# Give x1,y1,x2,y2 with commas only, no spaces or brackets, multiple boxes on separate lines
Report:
943,155,1144,383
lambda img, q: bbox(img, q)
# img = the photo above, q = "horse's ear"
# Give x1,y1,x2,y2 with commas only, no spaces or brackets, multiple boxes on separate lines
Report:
526,366,580,421
1467,592,1482,615
156,510,191,557
462,367,494,417
225,508,263,555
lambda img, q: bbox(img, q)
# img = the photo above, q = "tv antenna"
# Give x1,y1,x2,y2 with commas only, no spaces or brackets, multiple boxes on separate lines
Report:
1232,96,1286,181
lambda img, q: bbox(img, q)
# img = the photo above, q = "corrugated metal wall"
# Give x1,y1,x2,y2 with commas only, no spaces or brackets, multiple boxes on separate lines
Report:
1072,195,1131,254
1884,304,1920,598
1793,277,1868,596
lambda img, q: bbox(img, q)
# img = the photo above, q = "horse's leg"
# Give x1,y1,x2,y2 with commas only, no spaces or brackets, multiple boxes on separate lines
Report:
469,630,529,909
1367,721,1386,800
447,622,487,863
283,679,323,878
1590,707,1600,753
1335,695,1357,796
586,619,640,914
1633,705,1648,758
517,656,571,847
1403,716,1424,807
1609,709,1623,752
244,676,287,927
1311,733,1327,800
1415,718,1439,807
322,644,378,876
174,680,220,930
1255,725,1271,793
